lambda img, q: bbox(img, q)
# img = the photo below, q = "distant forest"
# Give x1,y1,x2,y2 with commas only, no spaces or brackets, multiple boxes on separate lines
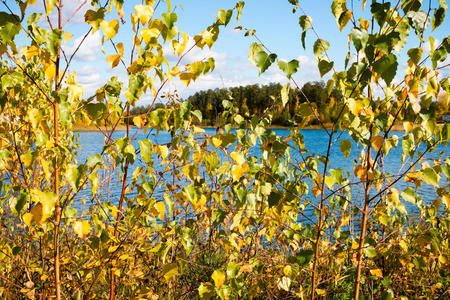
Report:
131,81,341,126
131,81,449,127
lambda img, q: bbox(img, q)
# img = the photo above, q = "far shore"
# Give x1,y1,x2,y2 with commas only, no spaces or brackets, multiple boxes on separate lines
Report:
74,123,407,132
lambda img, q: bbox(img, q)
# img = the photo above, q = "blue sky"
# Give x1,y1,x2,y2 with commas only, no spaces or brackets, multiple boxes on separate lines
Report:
9,0,450,105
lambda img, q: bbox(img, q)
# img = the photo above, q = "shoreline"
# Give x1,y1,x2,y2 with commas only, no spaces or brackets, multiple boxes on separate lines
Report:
74,123,407,132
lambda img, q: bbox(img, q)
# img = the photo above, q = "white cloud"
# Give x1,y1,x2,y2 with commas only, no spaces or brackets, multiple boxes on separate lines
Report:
76,65,103,96
62,31,102,62
33,0,91,26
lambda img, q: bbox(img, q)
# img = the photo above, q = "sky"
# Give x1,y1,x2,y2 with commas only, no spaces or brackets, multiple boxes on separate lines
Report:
6,0,450,105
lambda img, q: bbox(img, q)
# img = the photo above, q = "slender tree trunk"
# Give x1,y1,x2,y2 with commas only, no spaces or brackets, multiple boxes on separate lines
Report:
53,2,62,299
354,135,373,300
310,133,333,300
109,104,130,300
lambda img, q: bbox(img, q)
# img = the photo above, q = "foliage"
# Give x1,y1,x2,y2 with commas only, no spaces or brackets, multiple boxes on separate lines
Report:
0,0,449,300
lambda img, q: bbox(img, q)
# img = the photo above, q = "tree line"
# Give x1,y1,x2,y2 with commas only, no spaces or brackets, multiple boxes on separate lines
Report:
131,81,342,126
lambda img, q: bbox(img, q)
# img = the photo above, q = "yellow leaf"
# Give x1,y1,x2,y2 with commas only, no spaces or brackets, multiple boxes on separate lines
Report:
172,31,189,55
403,121,414,133
23,213,33,227
69,84,83,100
45,65,56,80
141,27,160,44
388,188,400,203
62,31,73,43
283,265,292,276
134,4,154,25
347,98,363,115
312,184,321,198
193,126,205,134
201,29,215,48
370,268,383,278
25,45,39,60
230,151,245,165
73,220,91,239
231,162,249,181
412,101,421,114
100,19,119,40
162,263,178,281
159,145,169,160
107,54,121,68
211,137,222,148
443,194,450,209
154,202,165,220
179,72,192,87
338,10,352,31
325,176,335,189
316,289,326,296
359,18,369,30
211,270,226,288
371,136,384,152
117,42,124,57
133,115,146,129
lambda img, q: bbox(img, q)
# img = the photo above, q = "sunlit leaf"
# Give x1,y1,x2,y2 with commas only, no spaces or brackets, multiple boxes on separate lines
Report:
100,19,119,40
211,270,226,288
73,220,91,239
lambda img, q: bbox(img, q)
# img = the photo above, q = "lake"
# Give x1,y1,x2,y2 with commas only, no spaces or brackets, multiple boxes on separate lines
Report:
74,128,448,216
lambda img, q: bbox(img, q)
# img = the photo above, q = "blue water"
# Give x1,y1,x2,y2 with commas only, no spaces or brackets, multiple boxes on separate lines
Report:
74,128,448,216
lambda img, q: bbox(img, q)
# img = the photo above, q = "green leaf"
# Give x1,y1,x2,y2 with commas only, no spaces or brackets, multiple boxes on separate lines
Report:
431,45,447,69
235,2,245,21
217,9,232,25
0,12,21,45
88,172,99,195
432,7,446,30
126,74,145,104
204,152,220,174
0,91,6,112
45,29,62,58
299,15,312,49
255,51,277,75
85,103,106,121
371,2,391,27
66,164,83,190
191,109,202,123
162,12,177,29
374,32,400,53
407,47,423,65
268,190,283,207
407,10,429,33
226,262,238,278
281,84,290,108
401,0,422,14
372,54,398,85
296,249,314,265
318,57,334,77
139,139,153,164
364,245,377,258
351,28,369,52
87,154,103,168
401,187,416,203
248,42,263,65
340,140,352,159
1,72,23,89
277,59,299,79
313,39,329,57
421,168,440,187
439,0,448,10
